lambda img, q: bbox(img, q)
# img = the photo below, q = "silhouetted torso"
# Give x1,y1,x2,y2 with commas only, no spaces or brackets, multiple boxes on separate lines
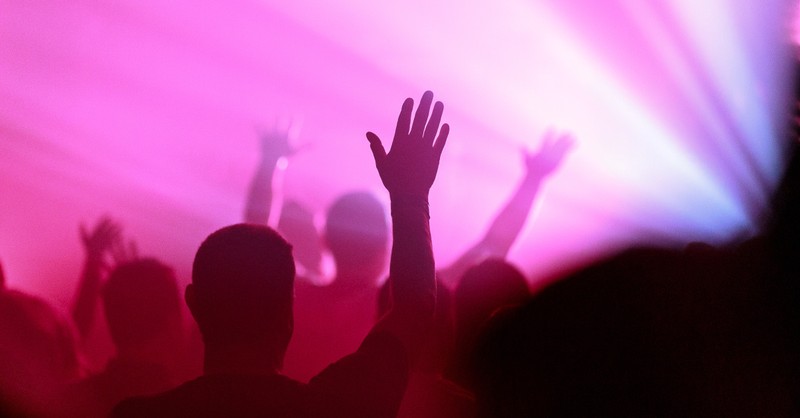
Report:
283,279,378,382
111,331,408,418
66,357,176,417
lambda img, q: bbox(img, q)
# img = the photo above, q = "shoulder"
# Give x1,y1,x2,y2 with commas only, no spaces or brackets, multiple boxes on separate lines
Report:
112,374,309,418
306,330,409,417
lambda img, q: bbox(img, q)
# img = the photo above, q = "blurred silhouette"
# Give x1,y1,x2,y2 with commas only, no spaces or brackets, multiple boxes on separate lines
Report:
446,258,531,389
244,120,391,381
112,90,449,417
284,191,389,381
72,217,134,340
67,259,184,417
437,131,574,288
0,267,82,417
470,244,798,417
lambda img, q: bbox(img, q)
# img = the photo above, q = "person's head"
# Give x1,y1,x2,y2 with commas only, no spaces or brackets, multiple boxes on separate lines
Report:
447,258,530,386
186,224,295,366
0,290,81,416
324,192,388,282
454,259,529,349
103,258,182,354
471,247,800,417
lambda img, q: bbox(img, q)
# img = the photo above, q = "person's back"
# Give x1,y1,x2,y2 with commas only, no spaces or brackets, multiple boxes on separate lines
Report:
112,330,408,418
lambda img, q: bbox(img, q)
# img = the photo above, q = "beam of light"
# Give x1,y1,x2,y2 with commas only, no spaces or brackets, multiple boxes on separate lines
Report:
0,0,794,303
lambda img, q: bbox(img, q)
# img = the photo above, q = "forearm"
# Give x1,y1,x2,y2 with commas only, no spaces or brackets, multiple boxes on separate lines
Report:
243,158,279,224
389,194,436,319
71,257,104,339
481,173,543,256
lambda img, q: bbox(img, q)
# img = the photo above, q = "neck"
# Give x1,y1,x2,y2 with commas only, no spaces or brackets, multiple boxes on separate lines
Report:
203,342,281,376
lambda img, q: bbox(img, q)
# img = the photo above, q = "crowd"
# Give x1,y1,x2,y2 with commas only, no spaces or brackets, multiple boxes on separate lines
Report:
0,86,797,417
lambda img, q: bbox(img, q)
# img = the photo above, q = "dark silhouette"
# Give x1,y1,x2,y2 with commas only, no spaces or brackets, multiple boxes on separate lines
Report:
72,216,135,340
470,243,798,417
446,258,530,389
0,275,82,417
67,259,184,417
112,90,449,417
374,132,572,418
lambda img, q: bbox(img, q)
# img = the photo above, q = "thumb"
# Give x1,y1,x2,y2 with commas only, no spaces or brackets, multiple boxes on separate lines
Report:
366,132,387,166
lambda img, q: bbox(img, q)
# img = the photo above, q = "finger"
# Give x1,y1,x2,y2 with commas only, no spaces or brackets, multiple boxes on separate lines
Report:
433,123,450,160
423,101,444,146
395,98,414,139
410,91,434,139
366,132,387,166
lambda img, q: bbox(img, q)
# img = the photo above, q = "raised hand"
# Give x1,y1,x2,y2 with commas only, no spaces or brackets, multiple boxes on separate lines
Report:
245,118,305,225
255,118,303,164
74,216,126,338
80,216,123,270
366,90,450,198
524,130,575,179
111,236,139,266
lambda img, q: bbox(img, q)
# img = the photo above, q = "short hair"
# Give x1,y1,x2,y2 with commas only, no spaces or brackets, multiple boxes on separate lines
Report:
191,224,295,345
448,259,530,387
103,259,181,349
455,258,530,340
324,192,388,268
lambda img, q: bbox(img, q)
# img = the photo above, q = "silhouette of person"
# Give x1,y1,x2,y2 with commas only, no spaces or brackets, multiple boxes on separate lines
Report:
243,119,393,381
67,259,184,417
71,216,138,340
284,191,389,381
373,132,573,418
112,90,450,417
470,244,799,417
0,265,82,417
436,131,574,288
446,258,530,389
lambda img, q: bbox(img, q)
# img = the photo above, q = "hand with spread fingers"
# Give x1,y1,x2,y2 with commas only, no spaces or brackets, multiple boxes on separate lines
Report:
366,90,450,199
524,130,575,179
80,216,123,271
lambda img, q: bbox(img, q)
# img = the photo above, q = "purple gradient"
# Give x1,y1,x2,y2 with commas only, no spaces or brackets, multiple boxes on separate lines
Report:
0,0,794,308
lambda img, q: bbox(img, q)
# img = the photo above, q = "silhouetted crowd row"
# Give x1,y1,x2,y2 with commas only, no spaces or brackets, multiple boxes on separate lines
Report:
1,90,798,417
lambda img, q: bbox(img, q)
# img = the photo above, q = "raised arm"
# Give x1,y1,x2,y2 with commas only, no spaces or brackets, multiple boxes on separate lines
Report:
71,217,124,339
439,131,574,288
243,123,296,225
367,90,449,352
